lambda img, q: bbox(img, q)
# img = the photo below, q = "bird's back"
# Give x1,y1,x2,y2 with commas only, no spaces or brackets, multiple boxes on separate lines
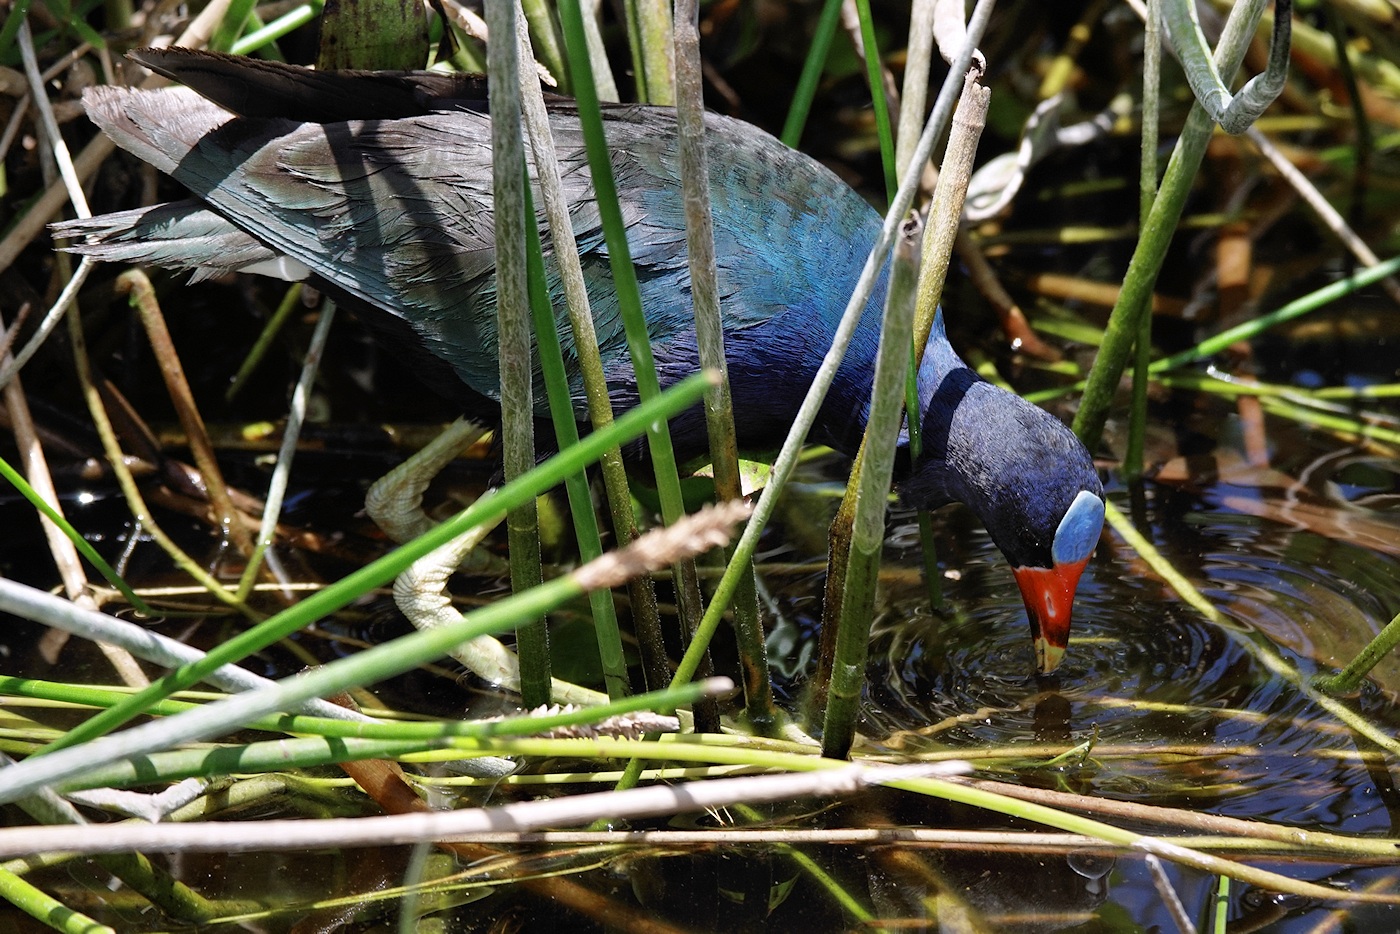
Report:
67,74,886,456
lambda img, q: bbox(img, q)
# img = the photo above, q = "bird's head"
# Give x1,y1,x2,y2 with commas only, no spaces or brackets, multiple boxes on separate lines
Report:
1000,484,1104,673
899,315,1104,673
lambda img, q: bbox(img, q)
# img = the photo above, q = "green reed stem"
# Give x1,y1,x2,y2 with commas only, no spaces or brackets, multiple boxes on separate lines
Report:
9,677,723,791
673,0,772,729
1156,372,1400,445
1258,395,1400,447
1315,384,1400,399
1149,254,1400,374
207,0,255,52
0,456,152,615
1313,609,1400,696
1,675,716,746
107,737,440,789
1161,0,1290,134
896,0,936,176
1212,875,1231,934
0,866,114,934
314,0,427,69
521,179,628,700
521,0,568,92
229,1,322,55
0,2,31,63
782,0,843,147
514,15,667,695
821,218,922,760
1124,0,1162,480
577,0,619,101
620,0,674,103
853,0,897,203
558,0,707,683
225,282,300,403
556,0,686,492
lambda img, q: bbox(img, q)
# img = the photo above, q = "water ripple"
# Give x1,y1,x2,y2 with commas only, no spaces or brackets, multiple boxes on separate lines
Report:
856,491,1400,830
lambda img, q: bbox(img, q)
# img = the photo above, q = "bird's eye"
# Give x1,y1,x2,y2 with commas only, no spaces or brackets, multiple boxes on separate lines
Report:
1051,489,1105,566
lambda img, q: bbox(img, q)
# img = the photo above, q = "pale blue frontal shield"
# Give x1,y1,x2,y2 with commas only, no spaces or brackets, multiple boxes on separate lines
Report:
1051,489,1105,567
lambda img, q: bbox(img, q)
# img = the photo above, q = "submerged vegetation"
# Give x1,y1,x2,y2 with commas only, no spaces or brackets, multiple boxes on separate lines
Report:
1,0,1399,929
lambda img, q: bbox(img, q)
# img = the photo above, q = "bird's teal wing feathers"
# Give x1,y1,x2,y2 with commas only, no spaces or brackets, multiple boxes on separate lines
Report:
81,86,880,417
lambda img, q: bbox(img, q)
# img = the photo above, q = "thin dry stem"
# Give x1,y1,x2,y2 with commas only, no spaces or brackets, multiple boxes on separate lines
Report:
0,763,930,856
913,63,990,353
1246,126,1400,306
64,303,257,620
573,500,752,593
0,0,231,275
1,315,146,685
117,270,253,557
1146,854,1197,934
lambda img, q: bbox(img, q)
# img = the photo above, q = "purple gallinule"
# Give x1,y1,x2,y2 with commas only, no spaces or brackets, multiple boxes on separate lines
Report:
54,49,1104,672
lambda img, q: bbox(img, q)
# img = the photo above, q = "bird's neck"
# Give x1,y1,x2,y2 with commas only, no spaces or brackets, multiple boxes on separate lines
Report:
915,308,974,401
890,308,979,495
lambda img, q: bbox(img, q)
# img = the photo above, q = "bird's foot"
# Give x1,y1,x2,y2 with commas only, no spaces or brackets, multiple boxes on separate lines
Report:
365,418,493,550
367,418,606,707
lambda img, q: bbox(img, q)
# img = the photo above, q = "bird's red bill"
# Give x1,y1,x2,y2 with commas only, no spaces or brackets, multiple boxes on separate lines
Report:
1012,557,1091,673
